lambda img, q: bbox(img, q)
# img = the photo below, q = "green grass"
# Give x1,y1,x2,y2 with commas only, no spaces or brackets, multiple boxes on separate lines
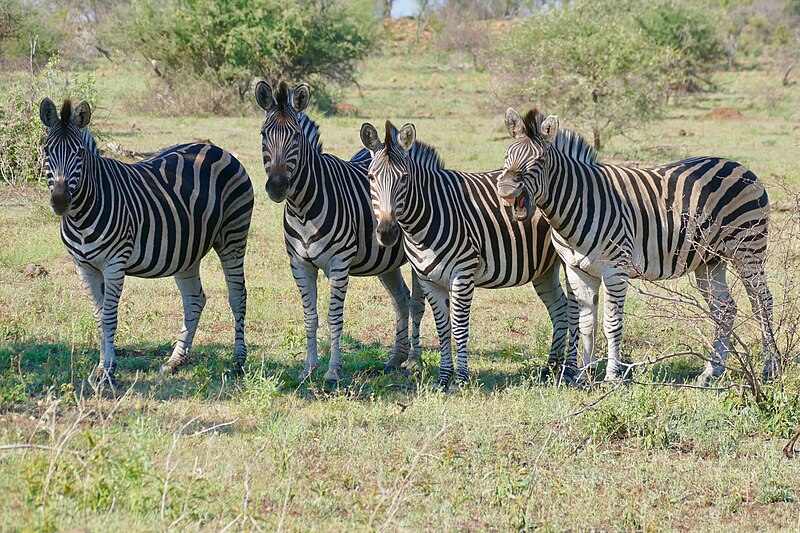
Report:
1,48,800,530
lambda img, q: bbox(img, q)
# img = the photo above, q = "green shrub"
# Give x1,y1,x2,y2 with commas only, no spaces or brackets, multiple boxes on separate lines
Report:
635,0,725,88
490,0,676,151
115,0,375,107
0,56,96,186
0,0,67,64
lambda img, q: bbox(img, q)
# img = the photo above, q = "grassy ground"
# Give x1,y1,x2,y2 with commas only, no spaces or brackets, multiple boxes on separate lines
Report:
1,45,800,530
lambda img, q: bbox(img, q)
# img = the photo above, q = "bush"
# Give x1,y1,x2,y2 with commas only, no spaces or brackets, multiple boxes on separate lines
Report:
115,0,375,107
0,0,68,66
490,0,676,150
0,56,97,186
635,0,725,88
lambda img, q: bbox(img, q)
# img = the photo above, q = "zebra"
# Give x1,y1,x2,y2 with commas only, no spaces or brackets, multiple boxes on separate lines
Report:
359,120,577,387
255,81,425,383
496,107,778,384
39,97,253,388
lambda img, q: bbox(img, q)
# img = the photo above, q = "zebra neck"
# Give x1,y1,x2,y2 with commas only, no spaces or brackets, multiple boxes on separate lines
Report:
284,155,322,218
396,168,440,232
66,153,103,224
536,151,606,239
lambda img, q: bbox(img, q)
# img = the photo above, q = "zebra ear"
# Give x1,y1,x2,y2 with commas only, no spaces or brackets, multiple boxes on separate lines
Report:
73,100,92,129
505,108,526,139
40,97,59,128
292,83,310,113
254,81,276,112
360,123,380,152
541,115,559,144
397,123,416,153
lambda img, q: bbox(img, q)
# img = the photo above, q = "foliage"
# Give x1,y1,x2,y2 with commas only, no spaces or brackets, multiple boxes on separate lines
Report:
635,0,725,88
116,0,375,104
0,0,68,65
0,56,97,186
490,0,676,150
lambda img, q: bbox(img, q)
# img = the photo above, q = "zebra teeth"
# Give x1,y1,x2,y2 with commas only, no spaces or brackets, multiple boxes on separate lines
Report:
500,197,515,207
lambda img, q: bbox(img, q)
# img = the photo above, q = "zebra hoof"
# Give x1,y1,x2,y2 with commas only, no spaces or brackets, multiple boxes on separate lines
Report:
297,364,318,383
697,363,724,386
762,357,780,382
89,365,117,390
323,367,340,383
382,362,403,374
230,361,245,378
405,358,422,373
159,360,183,376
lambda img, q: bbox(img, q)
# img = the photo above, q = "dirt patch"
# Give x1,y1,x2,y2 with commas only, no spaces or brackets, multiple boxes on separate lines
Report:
702,107,743,120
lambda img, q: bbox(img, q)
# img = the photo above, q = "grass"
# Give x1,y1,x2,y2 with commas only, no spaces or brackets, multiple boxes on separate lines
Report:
1,46,800,530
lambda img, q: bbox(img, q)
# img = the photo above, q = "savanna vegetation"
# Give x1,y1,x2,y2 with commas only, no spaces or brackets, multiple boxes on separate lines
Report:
1,0,800,530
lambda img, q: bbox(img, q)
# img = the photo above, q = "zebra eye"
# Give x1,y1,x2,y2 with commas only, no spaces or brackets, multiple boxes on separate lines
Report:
367,174,375,181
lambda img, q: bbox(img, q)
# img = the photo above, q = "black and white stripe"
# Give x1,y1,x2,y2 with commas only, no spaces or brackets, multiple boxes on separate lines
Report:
39,98,254,387
360,121,577,387
255,81,424,383
497,108,777,383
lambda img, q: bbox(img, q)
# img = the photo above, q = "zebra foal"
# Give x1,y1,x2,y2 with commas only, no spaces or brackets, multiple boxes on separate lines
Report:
360,121,577,387
40,98,253,387
497,108,778,384
255,81,424,383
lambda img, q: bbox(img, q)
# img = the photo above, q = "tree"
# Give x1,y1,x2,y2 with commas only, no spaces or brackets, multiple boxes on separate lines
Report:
490,0,676,150
117,0,374,102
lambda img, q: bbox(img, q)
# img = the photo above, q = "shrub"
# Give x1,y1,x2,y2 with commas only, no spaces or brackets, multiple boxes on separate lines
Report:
490,0,677,151
635,0,725,89
114,0,375,107
0,0,67,65
0,56,97,186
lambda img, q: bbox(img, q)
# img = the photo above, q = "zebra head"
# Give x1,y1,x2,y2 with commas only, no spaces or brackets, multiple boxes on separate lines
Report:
255,80,310,203
497,107,559,221
360,120,415,248
39,98,92,216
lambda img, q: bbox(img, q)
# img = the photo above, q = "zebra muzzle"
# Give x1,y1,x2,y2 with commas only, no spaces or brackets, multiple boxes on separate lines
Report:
376,219,400,247
50,182,71,216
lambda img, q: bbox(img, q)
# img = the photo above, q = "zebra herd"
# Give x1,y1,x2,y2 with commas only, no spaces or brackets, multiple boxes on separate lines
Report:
38,80,779,389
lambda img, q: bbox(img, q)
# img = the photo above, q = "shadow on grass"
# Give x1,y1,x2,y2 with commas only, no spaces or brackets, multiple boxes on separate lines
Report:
0,335,707,410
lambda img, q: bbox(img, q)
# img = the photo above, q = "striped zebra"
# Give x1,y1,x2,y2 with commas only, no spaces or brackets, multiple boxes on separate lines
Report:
39,98,253,388
496,108,778,384
359,121,577,387
255,81,425,383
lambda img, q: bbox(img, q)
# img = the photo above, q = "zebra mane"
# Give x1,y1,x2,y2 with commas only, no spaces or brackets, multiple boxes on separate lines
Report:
60,100,72,125
298,112,323,153
524,109,597,165
385,121,445,169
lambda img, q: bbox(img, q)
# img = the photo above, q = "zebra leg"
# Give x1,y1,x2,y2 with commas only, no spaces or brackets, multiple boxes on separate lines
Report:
737,264,779,380
565,281,580,378
531,263,570,379
161,263,206,376
93,264,126,389
291,260,320,382
408,270,426,370
695,261,736,384
421,280,452,387
217,245,248,375
565,265,601,385
600,273,629,381
451,274,475,385
75,262,106,378
377,268,411,373
323,263,350,383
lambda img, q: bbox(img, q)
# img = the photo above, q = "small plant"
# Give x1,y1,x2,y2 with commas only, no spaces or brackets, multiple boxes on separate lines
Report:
240,364,283,416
